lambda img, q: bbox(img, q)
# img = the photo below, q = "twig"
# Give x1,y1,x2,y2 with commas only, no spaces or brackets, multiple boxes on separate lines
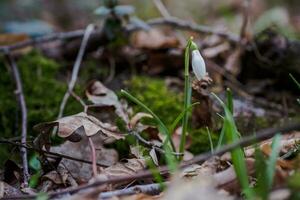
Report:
127,17,240,43
57,24,95,119
152,0,186,46
88,137,98,177
99,182,163,199
4,53,29,187
129,131,183,156
153,0,171,18
0,29,89,53
3,122,300,200
0,139,110,167
0,17,240,55
240,0,251,39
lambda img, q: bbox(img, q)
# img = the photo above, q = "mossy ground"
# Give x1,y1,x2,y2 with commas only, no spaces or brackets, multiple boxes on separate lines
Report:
0,51,83,166
126,76,218,154
127,76,183,128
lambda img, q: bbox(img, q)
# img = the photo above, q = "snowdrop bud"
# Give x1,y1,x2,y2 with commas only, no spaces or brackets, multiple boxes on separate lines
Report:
192,49,206,81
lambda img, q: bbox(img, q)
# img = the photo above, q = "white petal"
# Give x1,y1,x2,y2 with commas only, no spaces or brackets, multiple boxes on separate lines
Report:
192,50,206,80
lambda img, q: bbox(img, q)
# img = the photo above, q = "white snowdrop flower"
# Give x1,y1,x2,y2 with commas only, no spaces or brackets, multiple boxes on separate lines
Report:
191,49,206,81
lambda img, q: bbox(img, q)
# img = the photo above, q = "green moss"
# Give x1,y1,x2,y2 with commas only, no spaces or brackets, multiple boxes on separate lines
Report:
188,128,219,154
126,76,183,128
288,172,300,199
0,51,82,166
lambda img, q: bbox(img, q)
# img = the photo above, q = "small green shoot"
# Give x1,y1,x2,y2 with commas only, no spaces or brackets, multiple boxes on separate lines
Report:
206,127,214,153
289,73,300,104
169,102,199,135
121,89,178,171
289,73,300,90
121,89,175,151
254,134,281,199
212,92,252,199
179,37,194,157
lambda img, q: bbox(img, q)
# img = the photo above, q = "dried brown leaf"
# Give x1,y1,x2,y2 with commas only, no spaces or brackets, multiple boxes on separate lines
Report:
100,159,146,179
34,112,125,140
86,80,129,123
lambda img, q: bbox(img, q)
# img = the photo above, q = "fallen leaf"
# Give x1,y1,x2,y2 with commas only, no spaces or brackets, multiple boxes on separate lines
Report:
34,112,125,141
86,80,129,124
50,135,119,182
100,159,146,179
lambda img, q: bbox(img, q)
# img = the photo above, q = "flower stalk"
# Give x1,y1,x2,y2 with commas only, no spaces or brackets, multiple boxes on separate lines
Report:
179,37,207,159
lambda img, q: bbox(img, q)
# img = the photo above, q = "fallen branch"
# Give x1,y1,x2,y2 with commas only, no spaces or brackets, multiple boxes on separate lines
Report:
127,17,240,43
0,17,240,54
4,53,29,187
57,24,95,119
3,122,299,199
0,29,88,53
0,139,110,167
129,131,183,156
99,182,163,199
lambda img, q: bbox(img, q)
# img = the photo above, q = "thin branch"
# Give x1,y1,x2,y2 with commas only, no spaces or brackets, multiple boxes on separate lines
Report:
0,29,90,53
57,24,95,119
0,139,110,167
99,182,163,199
129,131,183,156
0,17,240,55
127,17,240,43
153,0,171,18
3,122,300,200
88,137,98,177
5,53,29,187
240,0,251,39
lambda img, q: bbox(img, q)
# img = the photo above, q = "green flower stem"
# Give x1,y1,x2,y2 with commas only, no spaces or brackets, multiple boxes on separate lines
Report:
179,38,193,158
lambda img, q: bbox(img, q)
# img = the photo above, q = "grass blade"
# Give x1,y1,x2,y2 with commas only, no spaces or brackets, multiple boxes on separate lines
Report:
266,134,281,189
121,89,175,151
121,90,178,171
169,102,199,135
206,127,214,153
290,73,300,90
212,92,252,198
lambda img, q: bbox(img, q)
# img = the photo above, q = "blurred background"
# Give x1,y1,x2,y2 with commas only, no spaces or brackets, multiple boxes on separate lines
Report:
0,0,300,38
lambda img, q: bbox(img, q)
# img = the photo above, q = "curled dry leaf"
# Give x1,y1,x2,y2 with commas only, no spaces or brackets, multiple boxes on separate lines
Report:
34,112,125,141
100,159,146,178
95,159,146,188
86,80,129,123
130,112,153,129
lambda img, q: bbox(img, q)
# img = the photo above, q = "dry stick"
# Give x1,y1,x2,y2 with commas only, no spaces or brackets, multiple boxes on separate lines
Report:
4,53,29,187
135,17,240,43
3,122,300,200
0,17,240,54
88,137,98,177
152,0,186,46
99,182,163,199
0,29,88,53
57,24,95,119
0,139,110,167
240,0,251,39
153,0,171,18
130,131,183,156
